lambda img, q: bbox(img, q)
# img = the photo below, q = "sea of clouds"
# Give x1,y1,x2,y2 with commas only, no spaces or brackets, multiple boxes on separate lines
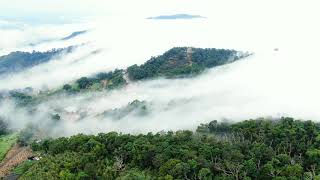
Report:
0,0,319,136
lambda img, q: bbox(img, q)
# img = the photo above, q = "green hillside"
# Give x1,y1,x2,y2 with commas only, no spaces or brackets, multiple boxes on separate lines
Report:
18,117,320,179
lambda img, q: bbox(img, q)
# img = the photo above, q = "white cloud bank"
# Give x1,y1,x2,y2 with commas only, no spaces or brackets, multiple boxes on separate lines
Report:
0,0,320,136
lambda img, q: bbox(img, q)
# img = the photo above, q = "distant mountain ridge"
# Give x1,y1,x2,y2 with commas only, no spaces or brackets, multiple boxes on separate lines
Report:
61,30,87,40
28,30,87,46
147,14,206,20
0,46,74,75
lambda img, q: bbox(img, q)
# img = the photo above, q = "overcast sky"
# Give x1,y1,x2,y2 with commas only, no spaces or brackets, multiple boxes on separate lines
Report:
1,0,318,24
1,0,319,55
1,0,319,49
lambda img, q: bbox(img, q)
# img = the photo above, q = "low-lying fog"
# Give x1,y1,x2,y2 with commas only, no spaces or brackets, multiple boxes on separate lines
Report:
0,0,319,136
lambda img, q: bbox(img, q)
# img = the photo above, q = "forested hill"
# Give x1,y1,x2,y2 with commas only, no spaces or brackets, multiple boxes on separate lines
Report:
0,47,74,75
17,117,320,179
61,47,251,93
127,47,246,80
2,47,250,108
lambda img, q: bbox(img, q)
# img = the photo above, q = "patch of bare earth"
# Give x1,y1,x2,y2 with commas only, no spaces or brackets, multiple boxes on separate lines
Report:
0,145,32,178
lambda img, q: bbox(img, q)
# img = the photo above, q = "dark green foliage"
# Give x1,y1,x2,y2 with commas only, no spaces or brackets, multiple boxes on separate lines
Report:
13,160,35,175
9,91,33,106
127,64,148,80
51,114,61,121
0,117,9,135
95,72,114,80
62,69,126,93
191,48,238,68
21,118,320,179
77,77,93,89
127,47,247,80
62,84,72,91
106,69,126,89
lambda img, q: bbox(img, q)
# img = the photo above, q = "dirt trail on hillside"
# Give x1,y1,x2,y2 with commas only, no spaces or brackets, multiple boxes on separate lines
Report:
0,145,32,178
186,47,193,64
123,72,131,84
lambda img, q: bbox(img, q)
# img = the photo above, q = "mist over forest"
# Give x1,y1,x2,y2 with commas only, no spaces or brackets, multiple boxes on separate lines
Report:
0,0,320,179
1,16,319,136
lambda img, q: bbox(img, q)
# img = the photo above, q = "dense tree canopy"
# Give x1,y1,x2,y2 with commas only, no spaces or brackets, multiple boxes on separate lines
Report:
17,117,320,179
62,69,126,94
127,47,247,80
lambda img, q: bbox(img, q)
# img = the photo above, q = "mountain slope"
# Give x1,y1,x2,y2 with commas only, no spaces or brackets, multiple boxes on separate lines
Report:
61,47,250,93
127,47,248,80
0,47,74,75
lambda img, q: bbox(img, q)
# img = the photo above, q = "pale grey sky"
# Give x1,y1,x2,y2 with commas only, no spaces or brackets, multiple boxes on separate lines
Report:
0,0,318,25
0,0,318,29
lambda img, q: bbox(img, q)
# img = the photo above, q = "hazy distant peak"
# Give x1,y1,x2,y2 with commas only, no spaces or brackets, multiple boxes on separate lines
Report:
147,14,206,20
61,30,87,40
